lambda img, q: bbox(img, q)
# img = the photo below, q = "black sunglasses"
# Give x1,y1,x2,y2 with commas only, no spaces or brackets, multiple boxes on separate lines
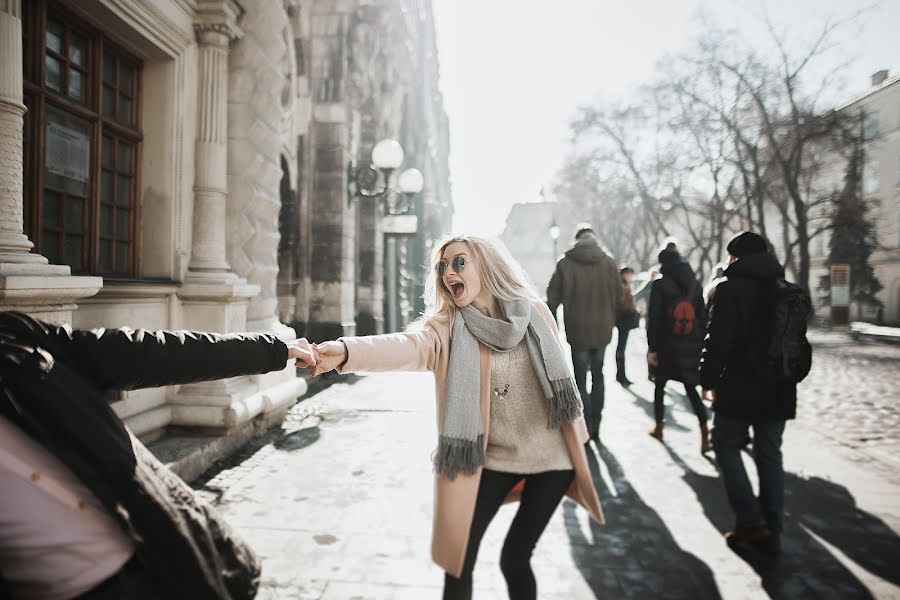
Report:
436,255,467,277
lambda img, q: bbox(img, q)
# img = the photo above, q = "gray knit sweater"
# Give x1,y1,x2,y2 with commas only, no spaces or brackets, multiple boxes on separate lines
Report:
484,340,573,473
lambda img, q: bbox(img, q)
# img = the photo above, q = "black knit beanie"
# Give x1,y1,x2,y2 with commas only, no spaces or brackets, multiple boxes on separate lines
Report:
726,231,768,258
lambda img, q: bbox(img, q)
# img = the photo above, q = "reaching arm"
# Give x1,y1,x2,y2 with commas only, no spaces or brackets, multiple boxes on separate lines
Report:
313,319,444,376
0,311,296,391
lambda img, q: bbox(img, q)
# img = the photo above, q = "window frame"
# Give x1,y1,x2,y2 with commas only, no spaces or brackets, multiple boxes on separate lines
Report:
22,0,143,277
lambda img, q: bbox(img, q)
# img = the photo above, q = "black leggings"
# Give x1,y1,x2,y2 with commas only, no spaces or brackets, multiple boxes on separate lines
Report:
654,379,708,424
443,468,575,600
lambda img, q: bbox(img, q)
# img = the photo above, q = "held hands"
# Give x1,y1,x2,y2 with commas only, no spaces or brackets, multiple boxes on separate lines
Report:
309,340,347,377
647,352,659,367
286,339,317,369
702,388,717,405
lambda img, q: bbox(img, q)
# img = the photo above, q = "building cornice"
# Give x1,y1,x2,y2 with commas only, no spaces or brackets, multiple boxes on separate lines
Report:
103,0,193,59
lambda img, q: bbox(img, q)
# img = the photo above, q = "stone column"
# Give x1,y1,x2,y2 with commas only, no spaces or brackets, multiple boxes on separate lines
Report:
175,1,267,432
187,19,242,281
304,5,358,342
0,0,101,323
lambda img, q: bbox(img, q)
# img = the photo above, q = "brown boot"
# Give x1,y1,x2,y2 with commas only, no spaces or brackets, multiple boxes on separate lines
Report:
649,422,664,440
700,422,711,454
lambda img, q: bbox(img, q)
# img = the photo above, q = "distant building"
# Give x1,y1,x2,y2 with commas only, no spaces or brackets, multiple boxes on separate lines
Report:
500,201,576,296
810,71,900,324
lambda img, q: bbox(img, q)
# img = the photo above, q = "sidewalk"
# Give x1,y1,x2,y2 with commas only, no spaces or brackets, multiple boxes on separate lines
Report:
192,341,900,599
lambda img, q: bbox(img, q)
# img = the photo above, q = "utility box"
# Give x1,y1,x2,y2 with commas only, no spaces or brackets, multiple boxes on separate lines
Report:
831,264,851,328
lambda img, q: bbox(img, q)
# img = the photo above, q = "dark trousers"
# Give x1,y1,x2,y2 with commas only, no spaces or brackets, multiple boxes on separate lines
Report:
571,347,605,436
653,379,707,424
615,327,630,378
443,468,575,600
712,413,786,535
74,555,162,599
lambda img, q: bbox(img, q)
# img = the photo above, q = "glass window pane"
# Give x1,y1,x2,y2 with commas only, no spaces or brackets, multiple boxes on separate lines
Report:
69,34,86,66
102,85,115,117
116,209,131,241
118,94,133,124
101,205,112,236
116,242,129,273
102,136,114,170
66,198,84,233
43,191,61,228
68,68,83,101
120,65,134,93
45,56,62,91
65,236,83,271
100,240,113,273
103,54,116,84
46,21,63,54
117,175,131,207
44,106,90,197
118,143,133,175
43,231,60,264
101,171,114,205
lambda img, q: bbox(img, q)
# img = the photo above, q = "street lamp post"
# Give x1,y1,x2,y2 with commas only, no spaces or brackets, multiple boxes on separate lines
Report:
549,219,560,262
348,139,425,332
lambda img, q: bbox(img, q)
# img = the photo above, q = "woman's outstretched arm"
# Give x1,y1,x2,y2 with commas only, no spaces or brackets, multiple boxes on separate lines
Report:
310,321,444,377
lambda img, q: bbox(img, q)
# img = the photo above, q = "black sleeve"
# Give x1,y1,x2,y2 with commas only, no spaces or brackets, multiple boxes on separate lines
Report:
546,262,564,320
699,282,738,389
31,316,288,391
646,280,664,352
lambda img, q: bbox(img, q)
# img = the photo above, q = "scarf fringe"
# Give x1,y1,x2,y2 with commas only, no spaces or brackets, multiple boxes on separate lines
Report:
549,378,582,429
433,434,484,480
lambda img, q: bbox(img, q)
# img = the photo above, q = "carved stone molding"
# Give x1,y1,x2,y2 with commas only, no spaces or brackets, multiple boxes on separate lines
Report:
194,0,243,44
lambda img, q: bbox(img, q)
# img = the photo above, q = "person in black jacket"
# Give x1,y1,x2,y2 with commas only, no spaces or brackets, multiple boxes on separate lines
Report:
700,231,796,555
646,249,709,453
0,311,316,599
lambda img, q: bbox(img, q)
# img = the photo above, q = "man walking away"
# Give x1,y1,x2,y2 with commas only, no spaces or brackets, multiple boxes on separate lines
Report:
701,231,810,556
547,225,621,443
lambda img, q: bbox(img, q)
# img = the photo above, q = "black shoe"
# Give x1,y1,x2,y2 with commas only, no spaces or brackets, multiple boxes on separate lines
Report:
725,525,771,546
616,374,633,386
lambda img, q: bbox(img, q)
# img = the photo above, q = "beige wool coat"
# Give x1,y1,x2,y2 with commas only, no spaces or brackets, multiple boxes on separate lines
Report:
337,300,605,578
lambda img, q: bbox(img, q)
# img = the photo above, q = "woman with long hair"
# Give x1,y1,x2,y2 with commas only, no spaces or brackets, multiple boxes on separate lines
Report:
311,235,604,600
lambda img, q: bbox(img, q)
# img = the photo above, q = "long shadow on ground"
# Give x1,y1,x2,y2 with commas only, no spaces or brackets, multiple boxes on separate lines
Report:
662,443,900,598
564,445,721,599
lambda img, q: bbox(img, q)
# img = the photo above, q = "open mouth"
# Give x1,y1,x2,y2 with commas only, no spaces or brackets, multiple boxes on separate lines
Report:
448,281,466,300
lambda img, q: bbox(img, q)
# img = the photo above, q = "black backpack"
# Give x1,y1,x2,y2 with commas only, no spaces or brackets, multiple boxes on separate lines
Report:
767,279,813,383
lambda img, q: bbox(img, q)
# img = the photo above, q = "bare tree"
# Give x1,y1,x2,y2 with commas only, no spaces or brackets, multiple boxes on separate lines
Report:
564,9,866,291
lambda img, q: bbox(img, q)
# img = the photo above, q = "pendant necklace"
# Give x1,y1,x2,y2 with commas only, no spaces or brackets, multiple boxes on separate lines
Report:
492,349,511,402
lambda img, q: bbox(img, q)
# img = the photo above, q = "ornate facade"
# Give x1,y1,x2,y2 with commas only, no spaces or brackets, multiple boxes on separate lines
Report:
0,0,451,477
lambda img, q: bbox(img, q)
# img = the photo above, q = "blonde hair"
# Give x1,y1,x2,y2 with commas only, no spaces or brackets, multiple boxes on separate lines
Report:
423,235,540,324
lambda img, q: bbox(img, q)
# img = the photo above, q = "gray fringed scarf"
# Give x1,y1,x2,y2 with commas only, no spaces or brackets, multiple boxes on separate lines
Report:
434,299,582,479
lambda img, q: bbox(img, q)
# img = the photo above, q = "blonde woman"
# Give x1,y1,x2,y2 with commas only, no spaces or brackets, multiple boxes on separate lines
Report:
311,235,604,600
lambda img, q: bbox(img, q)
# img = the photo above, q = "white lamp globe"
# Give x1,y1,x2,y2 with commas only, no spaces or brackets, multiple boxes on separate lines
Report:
371,139,404,170
398,168,425,194
549,223,561,241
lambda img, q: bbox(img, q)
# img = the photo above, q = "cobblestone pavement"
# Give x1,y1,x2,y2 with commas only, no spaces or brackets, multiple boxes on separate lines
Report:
798,330,900,468
192,330,900,599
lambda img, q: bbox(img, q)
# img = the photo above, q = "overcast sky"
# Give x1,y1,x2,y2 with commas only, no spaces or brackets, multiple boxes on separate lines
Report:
432,0,900,238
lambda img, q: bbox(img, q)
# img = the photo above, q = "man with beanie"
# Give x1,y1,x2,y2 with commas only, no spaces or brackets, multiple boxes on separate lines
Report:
700,231,797,556
547,225,622,443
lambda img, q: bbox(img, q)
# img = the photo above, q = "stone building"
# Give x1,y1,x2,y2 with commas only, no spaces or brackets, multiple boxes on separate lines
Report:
810,71,900,324
0,0,451,477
